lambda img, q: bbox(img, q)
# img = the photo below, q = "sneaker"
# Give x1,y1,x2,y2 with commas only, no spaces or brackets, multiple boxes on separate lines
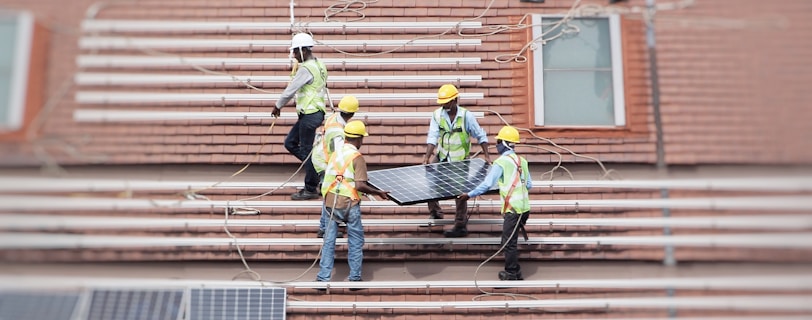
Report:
347,278,364,291
291,189,320,200
443,227,468,238
498,271,523,281
429,211,444,219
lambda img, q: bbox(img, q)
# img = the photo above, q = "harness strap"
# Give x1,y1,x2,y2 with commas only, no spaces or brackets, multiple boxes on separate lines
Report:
502,154,523,214
325,152,362,201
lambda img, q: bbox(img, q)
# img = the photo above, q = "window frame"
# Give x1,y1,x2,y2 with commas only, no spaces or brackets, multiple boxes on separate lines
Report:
0,10,34,132
531,13,627,128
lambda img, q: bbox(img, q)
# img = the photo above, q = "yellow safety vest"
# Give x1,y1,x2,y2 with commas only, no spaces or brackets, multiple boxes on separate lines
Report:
295,59,327,115
434,107,470,162
312,113,345,173
494,153,530,214
321,144,361,201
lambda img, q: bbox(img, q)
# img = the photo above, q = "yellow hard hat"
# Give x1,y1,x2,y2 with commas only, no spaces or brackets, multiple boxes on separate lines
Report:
338,95,359,113
436,84,459,104
496,126,520,143
344,120,369,138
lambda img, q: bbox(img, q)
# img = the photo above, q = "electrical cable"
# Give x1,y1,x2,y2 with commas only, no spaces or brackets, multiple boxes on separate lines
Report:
69,0,694,296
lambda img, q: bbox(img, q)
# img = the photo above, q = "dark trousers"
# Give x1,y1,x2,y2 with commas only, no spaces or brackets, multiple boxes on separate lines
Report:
502,211,530,274
427,198,468,227
426,156,468,228
284,111,324,192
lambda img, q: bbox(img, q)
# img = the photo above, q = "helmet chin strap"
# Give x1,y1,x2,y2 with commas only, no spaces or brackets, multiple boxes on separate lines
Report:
501,140,514,151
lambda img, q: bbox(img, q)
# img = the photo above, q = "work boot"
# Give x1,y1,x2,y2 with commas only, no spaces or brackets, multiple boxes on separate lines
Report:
498,271,523,281
429,210,444,219
443,226,468,238
347,278,364,291
291,189,320,200
314,279,328,292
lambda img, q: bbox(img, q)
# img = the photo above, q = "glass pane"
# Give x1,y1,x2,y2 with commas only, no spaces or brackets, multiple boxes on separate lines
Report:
0,75,10,123
543,70,615,126
542,18,611,69
0,18,17,67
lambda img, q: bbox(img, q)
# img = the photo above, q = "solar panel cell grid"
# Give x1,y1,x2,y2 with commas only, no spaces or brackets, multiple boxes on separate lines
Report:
86,289,183,320
188,287,285,320
0,292,79,320
367,158,496,205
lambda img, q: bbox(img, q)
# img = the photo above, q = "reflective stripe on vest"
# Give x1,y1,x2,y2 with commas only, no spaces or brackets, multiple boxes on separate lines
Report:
312,113,345,173
296,59,327,115
434,107,470,162
321,144,361,201
494,153,530,214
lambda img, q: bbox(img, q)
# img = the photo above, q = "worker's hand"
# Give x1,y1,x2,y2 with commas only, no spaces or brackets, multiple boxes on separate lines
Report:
483,154,492,164
378,191,391,200
270,106,281,118
457,193,470,201
421,154,430,165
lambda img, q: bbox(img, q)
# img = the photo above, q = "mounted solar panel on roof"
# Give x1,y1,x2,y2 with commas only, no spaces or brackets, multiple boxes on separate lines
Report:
188,287,285,320
367,158,497,205
86,289,183,320
0,291,79,320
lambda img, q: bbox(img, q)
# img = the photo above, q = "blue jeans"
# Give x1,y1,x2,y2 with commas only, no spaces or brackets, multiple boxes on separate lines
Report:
317,203,364,281
284,111,324,192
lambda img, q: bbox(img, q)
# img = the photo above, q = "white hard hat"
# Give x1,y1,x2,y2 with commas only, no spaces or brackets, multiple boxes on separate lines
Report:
290,33,315,50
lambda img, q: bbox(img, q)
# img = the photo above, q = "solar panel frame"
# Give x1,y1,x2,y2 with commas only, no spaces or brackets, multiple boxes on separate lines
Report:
84,288,184,320
367,158,497,205
188,287,286,320
0,291,80,320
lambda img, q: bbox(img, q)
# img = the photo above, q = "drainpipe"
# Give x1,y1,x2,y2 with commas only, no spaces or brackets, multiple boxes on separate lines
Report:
289,0,296,30
646,0,676,317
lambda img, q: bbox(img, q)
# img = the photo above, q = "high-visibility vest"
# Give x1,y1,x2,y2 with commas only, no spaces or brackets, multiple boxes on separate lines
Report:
494,153,530,214
295,59,327,115
321,144,361,201
312,113,345,173
433,107,470,162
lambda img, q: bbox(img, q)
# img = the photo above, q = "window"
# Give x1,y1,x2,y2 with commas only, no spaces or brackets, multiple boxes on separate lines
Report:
0,10,34,132
531,14,626,127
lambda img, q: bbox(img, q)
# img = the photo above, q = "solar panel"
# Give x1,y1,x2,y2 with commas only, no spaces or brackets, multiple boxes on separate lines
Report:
367,158,497,205
188,287,286,320
0,291,79,320
86,289,183,320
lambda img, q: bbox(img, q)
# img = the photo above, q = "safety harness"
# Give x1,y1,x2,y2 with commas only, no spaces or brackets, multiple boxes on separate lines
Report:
501,153,529,241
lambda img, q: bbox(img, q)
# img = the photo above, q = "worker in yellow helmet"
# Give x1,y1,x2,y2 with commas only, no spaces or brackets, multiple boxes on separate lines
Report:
316,120,389,286
313,95,359,238
422,84,491,238
272,33,328,201
458,126,531,281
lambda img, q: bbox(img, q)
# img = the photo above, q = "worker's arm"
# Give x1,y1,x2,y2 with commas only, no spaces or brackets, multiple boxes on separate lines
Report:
458,165,502,201
356,180,389,200
465,111,491,163
271,67,313,116
422,112,441,164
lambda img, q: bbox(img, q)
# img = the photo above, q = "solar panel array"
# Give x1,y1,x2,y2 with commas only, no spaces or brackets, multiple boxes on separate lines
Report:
367,158,496,205
0,291,79,320
188,287,286,320
86,289,183,320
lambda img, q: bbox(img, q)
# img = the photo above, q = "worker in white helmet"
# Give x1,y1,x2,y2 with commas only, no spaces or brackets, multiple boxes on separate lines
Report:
271,33,329,200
